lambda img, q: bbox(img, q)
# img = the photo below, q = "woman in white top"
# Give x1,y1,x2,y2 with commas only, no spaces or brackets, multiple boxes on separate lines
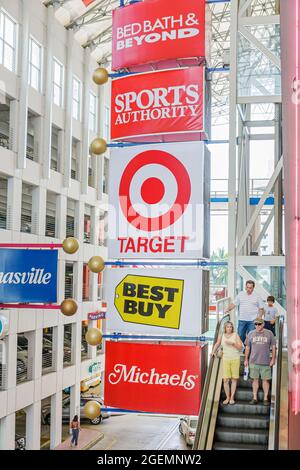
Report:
211,321,243,405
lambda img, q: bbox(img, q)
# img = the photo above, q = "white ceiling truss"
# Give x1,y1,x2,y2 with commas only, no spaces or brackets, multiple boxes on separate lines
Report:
43,0,279,124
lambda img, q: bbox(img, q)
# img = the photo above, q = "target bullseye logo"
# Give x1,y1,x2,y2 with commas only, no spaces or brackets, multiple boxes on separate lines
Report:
119,149,191,231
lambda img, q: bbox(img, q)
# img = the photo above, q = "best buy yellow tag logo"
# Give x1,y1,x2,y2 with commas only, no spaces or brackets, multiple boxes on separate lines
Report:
114,275,184,329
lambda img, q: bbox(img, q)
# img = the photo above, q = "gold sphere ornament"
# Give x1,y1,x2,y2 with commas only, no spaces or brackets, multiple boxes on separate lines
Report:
83,400,101,420
90,138,107,155
88,256,105,273
62,237,79,254
60,299,78,317
85,328,103,346
93,67,109,85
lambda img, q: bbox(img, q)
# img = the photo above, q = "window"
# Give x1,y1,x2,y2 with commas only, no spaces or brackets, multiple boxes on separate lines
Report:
65,263,74,298
66,198,76,238
82,264,90,301
98,211,107,247
72,76,81,120
89,92,97,132
51,126,60,171
45,191,57,238
0,176,8,229
0,10,17,72
53,58,64,107
21,183,33,233
84,205,91,243
71,138,80,180
28,37,43,92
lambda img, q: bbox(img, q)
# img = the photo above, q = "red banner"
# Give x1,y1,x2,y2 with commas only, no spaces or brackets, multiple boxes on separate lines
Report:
112,0,205,70
111,67,204,141
104,342,201,415
82,0,95,6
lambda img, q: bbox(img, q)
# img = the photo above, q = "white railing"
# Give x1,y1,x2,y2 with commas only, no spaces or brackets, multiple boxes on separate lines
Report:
63,350,73,368
0,364,7,391
210,178,277,198
42,352,55,375
215,297,231,323
16,357,33,384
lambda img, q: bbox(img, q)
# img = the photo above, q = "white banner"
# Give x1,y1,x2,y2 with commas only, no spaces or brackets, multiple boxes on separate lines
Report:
105,268,203,336
108,142,207,259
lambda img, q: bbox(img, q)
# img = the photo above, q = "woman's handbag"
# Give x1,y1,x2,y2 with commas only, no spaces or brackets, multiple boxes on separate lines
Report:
216,348,223,359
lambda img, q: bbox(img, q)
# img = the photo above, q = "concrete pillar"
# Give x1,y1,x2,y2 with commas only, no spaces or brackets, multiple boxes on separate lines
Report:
7,333,17,390
0,414,15,450
32,186,47,236
17,0,29,169
9,99,18,153
42,5,54,179
7,176,22,232
50,391,62,449
75,201,84,242
25,401,41,450
63,30,74,188
24,329,42,381
52,325,64,372
81,48,91,195
57,259,65,303
56,194,67,240
70,320,81,422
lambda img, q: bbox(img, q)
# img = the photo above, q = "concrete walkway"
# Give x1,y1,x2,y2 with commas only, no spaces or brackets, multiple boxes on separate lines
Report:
55,428,104,450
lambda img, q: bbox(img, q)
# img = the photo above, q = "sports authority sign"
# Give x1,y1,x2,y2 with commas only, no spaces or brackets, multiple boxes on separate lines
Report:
105,268,203,336
108,142,207,259
104,341,201,415
112,0,205,70
111,67,204,141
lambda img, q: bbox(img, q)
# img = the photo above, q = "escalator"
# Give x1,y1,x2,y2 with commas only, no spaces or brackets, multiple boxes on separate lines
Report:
194,314,285,450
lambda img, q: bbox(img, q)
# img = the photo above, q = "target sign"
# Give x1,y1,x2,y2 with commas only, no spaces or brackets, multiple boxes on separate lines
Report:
108,142,208,259
119,149,191,232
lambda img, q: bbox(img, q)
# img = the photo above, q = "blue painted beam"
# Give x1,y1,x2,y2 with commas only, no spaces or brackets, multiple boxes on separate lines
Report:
211,196,284,206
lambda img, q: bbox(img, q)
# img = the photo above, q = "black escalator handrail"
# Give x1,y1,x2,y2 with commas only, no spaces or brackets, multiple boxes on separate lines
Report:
273,315,284,449
193,313,230,450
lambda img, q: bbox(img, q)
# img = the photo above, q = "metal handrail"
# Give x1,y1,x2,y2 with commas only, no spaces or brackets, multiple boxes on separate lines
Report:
193,313,230,450
268,315,284,449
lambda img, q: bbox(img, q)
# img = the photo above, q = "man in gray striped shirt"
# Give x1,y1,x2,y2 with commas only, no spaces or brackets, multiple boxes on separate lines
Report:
225,280,265,343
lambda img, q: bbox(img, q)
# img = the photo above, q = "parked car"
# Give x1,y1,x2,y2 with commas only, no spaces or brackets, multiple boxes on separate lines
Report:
179,416,198,446
15,434,26,450
41,396,109,426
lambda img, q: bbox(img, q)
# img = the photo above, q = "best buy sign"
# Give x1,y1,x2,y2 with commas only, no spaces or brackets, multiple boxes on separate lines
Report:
114,274,184,329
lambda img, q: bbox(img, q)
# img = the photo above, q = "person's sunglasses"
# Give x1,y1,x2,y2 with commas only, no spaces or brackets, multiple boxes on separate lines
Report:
254,322,262,326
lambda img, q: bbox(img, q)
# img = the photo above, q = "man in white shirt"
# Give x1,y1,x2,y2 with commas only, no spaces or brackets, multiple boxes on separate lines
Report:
225,280,265,343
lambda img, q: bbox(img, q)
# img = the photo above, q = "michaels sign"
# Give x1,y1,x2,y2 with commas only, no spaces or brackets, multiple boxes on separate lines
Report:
0,249,58,303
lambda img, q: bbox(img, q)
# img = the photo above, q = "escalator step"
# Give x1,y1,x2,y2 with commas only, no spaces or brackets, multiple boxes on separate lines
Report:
219,400,270,415
217,413,269,430
213,441,268,451
237,378,254,389
221,388,265,401
214,427,268,445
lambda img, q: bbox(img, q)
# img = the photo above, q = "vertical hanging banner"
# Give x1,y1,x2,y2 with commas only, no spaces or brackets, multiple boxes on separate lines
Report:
105,268,203,336
104,341,201,415
111,67,205,142
281,0,300,419
112,0,206,70
108,141,208,259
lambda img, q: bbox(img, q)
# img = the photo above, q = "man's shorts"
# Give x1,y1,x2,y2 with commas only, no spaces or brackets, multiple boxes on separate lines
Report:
249,364,272,380
223,358,240,379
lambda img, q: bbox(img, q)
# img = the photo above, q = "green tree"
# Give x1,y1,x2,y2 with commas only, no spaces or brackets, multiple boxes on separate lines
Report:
210,248,228,286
